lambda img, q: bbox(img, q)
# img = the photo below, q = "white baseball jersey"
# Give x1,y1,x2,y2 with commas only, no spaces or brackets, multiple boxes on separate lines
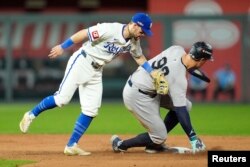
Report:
131,45,187,107
82,22,142,66
54,22,144,117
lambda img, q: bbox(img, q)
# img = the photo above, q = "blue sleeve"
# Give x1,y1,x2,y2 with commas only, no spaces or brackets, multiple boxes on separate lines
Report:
174,106,196,140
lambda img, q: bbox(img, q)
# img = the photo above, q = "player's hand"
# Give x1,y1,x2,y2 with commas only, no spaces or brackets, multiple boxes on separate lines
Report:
190,137,206,153
151,70,169,95
48,45,64,59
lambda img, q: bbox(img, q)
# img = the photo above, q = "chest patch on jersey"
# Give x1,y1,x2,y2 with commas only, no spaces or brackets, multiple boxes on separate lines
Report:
92,31,99,40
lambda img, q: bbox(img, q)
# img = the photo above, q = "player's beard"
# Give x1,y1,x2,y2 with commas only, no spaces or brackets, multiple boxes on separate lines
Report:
127,25,133,38
126,23,140,40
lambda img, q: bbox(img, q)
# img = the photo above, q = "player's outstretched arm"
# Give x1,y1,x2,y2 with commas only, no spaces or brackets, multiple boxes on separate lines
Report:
48,29,88,59
48,45,64,59
70,29,88,43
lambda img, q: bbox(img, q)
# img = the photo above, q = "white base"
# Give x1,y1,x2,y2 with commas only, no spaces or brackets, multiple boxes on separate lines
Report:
170,147,192,154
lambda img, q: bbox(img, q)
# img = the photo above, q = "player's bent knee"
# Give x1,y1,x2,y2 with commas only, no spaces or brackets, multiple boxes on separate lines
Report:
150,134,167,144
149,128,167,144
54,95,71,107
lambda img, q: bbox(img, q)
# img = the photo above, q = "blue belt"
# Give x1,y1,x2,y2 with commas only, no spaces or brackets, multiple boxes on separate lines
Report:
128,79,157,98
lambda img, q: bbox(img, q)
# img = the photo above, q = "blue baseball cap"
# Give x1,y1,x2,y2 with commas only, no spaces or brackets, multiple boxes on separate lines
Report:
131,13,153,36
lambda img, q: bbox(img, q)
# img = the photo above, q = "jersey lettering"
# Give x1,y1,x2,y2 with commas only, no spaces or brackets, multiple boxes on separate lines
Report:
104,42,131,55
152,57,169,76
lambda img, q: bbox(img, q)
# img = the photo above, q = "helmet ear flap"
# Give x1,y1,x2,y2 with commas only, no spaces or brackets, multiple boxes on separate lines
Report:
189,46,199,61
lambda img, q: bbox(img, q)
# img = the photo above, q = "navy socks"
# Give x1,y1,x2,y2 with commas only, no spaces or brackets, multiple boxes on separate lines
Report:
67,113,93,147
119,133,153,150
30,95,56,117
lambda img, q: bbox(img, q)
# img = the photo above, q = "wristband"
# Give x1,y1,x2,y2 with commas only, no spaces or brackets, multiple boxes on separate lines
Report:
190,136,198,141
141,61,153,73
61,38,74,49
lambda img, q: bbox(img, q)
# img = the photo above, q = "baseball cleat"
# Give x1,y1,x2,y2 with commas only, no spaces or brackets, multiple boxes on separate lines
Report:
64,143,91,156
19,111,33,133
110,135,126,153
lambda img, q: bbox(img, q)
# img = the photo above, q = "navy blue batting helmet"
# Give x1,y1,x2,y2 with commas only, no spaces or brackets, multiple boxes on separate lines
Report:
189,41,213,61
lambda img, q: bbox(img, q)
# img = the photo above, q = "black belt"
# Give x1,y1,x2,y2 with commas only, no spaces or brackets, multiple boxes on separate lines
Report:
128,79,157,98
81,50,102,70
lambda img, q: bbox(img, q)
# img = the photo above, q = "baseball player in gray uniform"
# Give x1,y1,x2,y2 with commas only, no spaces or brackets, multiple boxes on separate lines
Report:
19,13,162,156
111,41,213,154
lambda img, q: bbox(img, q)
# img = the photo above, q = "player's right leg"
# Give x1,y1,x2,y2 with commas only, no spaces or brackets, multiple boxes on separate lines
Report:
19,52,85,133
19,95,56,133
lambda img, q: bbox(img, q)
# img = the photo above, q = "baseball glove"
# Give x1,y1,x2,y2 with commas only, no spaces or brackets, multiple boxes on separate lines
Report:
152,70,169,95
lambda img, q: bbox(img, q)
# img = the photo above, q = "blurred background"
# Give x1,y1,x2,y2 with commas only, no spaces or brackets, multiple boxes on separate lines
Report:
0,0,249,103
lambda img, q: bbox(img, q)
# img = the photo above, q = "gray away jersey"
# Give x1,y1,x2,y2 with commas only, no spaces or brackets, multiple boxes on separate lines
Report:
131,45,188,107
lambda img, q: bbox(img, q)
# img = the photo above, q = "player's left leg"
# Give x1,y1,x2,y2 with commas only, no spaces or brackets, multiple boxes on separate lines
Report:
64,113,92,156
19,95,57,133
64,72,102,155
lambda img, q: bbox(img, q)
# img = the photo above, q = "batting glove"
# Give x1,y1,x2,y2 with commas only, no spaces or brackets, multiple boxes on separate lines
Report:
190,137,206,153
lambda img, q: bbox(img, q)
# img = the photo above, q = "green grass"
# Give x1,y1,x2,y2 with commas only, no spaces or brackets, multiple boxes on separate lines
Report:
0,102,249,135
0,102,249,166
0,159,35,167
188,103,250,135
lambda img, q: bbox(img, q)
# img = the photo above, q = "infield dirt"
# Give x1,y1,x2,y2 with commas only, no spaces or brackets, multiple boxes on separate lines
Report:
0,135,249,167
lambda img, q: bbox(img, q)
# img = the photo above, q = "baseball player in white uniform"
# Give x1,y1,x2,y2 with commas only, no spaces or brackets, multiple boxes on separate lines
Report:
19,13,160,156
111,41,213,154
